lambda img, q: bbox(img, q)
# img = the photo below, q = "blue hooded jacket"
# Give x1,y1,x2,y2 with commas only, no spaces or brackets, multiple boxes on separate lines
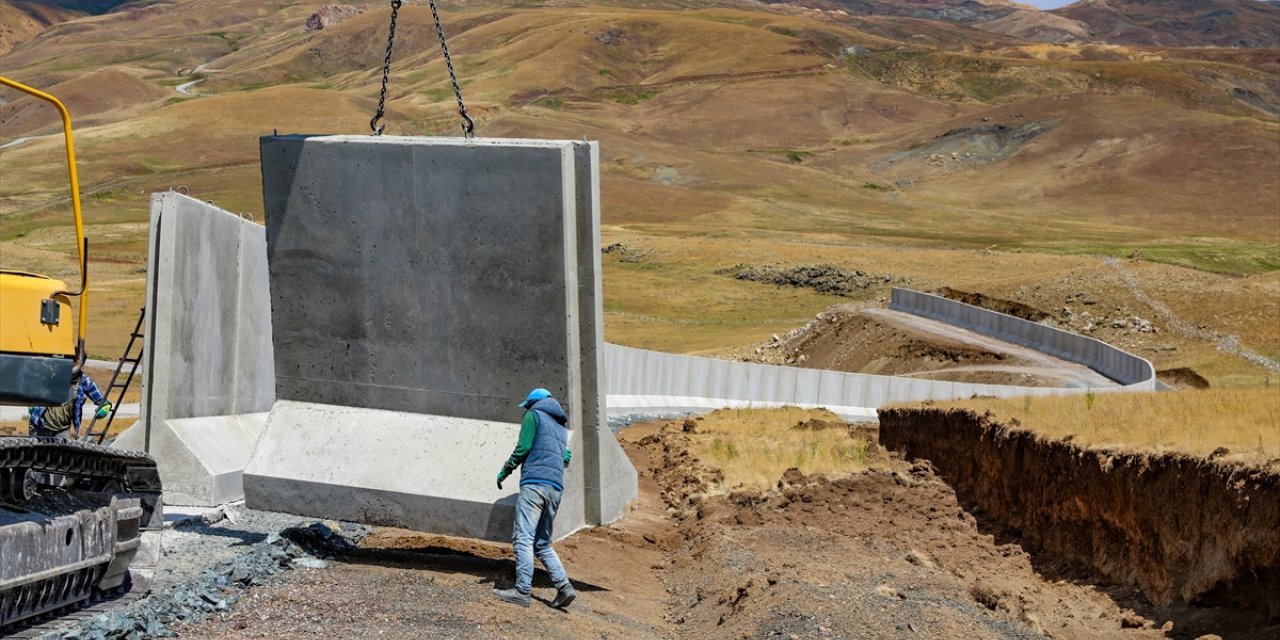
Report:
500,396,570,491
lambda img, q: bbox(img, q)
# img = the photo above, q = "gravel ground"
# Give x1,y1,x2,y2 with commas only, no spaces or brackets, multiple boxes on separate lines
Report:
32,505,360,640
150,506,310,595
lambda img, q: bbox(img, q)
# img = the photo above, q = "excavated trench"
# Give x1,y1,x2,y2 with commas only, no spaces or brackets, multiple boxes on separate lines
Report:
879,408,1280,622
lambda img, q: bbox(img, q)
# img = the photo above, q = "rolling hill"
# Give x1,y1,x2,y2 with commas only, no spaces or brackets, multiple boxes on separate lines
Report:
0,0,1276,383
1054,0,1280,48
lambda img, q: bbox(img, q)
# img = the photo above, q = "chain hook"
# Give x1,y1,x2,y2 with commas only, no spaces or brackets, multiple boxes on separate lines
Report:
371,0,402,136
428,0,474,138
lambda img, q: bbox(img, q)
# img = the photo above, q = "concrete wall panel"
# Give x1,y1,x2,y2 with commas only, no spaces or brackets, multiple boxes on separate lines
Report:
115,193,274,506
249,135,636,538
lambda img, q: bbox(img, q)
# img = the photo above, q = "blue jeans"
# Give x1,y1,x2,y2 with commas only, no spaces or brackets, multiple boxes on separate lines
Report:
512,483,569,594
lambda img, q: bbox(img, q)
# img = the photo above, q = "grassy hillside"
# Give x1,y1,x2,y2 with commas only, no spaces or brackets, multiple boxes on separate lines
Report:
0,0,1276,385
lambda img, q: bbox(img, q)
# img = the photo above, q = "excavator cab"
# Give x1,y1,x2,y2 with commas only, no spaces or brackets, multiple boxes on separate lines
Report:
0,76,89,407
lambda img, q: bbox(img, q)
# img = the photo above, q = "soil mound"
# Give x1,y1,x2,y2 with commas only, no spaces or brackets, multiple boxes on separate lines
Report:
717,263,905,297
1158,367,1211,390
740,304,1070,386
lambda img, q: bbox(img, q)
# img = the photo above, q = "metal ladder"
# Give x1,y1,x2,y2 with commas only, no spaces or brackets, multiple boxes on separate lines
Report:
83,308,144,444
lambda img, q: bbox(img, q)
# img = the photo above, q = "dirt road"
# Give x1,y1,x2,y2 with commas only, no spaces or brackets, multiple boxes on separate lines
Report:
744,305,1120,389
175,420,1185,640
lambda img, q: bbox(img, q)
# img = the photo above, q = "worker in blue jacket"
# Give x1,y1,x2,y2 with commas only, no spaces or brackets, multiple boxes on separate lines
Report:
493,387,577,609
28,373,111,439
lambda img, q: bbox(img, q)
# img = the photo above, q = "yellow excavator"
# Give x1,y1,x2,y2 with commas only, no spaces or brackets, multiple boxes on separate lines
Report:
0,76,88,406
0,75,162,633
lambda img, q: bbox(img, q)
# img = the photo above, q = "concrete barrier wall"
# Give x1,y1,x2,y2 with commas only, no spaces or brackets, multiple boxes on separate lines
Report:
604,289,1153,421
246,135,637,541
115,192,274,506
603,344,1061,422
890,288,1156,390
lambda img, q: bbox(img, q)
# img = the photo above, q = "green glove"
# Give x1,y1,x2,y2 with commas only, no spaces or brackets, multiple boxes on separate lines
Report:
496,470,508,490
96,402,112,419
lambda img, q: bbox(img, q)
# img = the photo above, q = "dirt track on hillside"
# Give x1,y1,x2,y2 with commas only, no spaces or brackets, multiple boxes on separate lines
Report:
176,420,1214,640
737,304,1117,388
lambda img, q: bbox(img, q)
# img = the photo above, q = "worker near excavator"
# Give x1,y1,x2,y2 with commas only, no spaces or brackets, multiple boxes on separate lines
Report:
492,387,577,609
27,372,111,440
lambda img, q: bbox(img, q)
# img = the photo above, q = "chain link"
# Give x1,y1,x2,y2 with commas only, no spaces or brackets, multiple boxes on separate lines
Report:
428,0,474,137
370,0,402,135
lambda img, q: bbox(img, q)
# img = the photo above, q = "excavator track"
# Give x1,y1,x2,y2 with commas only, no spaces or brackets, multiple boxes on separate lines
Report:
0,437,163,634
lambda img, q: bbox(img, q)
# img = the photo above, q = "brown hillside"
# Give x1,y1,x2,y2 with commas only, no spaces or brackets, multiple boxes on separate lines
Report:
0,1,83,54
0,0,1275,376
973,8,1090,43
0,68,169,138
1055,0,1280,48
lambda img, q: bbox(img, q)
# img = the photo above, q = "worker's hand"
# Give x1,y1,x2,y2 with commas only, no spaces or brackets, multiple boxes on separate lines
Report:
96,402,112,419
496,471,507,490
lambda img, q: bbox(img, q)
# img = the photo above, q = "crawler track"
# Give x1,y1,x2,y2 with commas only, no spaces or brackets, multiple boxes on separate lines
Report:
0,437,163,634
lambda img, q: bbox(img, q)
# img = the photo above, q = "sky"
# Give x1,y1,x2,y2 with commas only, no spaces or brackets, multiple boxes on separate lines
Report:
1019,0,1078,8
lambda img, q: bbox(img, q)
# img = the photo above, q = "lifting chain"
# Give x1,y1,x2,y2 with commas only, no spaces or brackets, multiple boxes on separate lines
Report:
370,0,401,136
370,0,475,137
429,0,474,137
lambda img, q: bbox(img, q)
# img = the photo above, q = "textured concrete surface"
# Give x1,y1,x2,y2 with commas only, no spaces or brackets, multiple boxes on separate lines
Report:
245,401,587,540
249,135,636,541
113,192,274,506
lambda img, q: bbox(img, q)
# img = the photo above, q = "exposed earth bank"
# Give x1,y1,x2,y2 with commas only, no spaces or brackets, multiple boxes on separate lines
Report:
171,418,1266,640
880,407,1280,636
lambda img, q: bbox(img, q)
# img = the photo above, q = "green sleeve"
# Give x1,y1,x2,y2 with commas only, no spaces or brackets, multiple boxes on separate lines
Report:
500,411,538,476
564,447,571,466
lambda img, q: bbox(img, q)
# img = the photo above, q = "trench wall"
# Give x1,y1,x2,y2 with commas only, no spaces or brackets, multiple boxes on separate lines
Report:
114,192,274,507
879,408,1280,617
890,288,1156,389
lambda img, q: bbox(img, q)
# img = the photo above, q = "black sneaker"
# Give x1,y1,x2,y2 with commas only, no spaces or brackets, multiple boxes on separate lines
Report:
550,584,576,609
492,587,531,608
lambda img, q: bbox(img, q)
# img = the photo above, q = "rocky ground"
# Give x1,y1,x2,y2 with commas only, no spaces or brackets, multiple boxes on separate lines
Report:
89,419,1256,640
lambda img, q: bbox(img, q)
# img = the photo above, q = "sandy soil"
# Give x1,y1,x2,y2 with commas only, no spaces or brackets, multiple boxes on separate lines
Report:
175,421,1195,640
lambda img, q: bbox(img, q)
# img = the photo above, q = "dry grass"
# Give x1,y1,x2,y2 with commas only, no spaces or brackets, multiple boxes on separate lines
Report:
685,407,883,493
935,389,1280,464
1,0,1276,389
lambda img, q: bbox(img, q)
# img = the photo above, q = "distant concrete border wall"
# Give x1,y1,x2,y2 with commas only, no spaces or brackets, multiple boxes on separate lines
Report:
604,290,1154,421
603,344,1062,423
890,288,1155,390
114,192,275,507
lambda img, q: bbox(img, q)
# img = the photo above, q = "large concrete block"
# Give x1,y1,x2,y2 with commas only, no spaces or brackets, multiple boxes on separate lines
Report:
248,135,636,540
115,193,274,506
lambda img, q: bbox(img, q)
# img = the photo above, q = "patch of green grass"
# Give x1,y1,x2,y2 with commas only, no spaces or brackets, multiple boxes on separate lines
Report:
959,74,1024,102
165,96,196,105
422,86,454,102
862,182,890,191
608,89,659,105
784,150,812,164
704,14,753,24
533,96,565,110
1019,241,1280,275
597,68,614,77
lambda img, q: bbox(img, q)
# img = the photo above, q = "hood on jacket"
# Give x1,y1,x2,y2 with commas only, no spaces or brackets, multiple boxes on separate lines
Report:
528,396,568,426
